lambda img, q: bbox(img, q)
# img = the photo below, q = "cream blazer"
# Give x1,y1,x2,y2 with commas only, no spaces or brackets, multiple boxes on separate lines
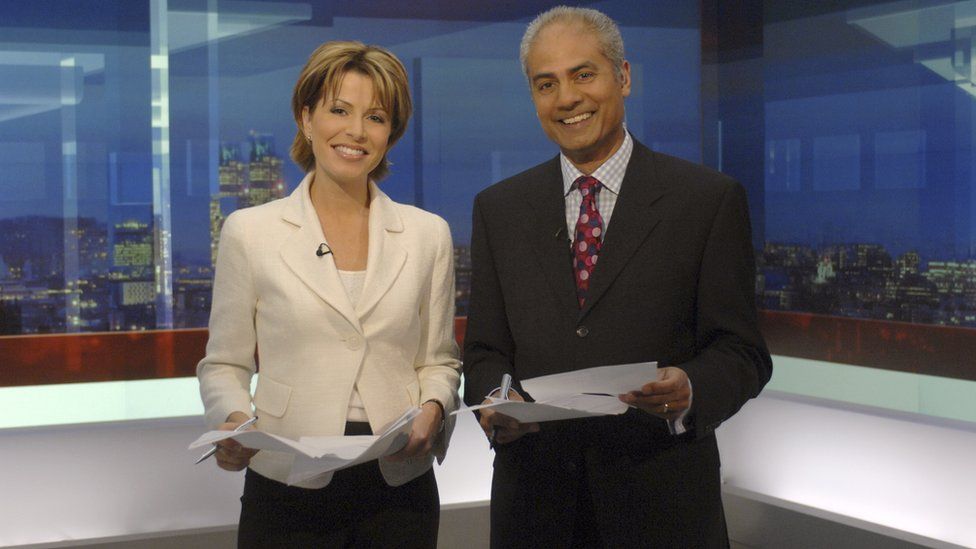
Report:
197,174,461,488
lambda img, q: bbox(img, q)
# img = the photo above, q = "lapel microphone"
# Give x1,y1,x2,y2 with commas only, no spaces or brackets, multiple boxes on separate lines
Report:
316,243,332,257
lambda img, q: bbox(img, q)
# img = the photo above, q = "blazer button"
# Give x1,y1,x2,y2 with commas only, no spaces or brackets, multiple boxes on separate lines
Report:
575,326,589,338
347,335,363,350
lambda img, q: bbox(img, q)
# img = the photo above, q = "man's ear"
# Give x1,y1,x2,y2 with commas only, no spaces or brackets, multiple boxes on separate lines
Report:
619,60,632,98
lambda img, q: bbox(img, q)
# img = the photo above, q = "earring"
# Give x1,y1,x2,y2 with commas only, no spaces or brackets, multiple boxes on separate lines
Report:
305,133,312,143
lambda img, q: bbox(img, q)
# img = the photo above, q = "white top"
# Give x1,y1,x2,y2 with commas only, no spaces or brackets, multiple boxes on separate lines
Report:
337,268,366,304
338,269,368,422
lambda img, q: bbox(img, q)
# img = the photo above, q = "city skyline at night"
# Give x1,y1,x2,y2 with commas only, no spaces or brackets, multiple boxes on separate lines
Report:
2,1,976,386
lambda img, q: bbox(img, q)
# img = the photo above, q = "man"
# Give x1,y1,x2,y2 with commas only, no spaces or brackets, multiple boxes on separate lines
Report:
463,6,772,548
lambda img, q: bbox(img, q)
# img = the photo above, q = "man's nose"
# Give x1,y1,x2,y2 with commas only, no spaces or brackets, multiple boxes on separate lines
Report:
556,84,583,110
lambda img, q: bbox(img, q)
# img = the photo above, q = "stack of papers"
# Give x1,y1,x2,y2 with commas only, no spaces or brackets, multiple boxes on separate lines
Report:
188,408,420,485
453,362,657,422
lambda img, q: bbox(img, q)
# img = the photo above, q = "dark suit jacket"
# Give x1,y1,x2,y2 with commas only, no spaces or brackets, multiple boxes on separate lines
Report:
463,139,772,548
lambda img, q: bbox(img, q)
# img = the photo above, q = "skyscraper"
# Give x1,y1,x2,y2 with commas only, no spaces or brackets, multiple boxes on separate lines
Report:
245,132,285,208
110,220,155,330
209,132,286,266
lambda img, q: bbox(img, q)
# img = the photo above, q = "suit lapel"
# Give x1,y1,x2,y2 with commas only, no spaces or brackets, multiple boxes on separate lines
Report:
524,157,580,318
278,175,363,334
580,143,669,319
356,182,406,318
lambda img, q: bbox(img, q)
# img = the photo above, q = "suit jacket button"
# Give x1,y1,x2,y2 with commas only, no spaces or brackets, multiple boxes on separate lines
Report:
347,335,363,350
575,326,589,338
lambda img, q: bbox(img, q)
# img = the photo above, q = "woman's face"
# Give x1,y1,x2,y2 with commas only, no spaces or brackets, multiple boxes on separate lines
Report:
302,71,392,187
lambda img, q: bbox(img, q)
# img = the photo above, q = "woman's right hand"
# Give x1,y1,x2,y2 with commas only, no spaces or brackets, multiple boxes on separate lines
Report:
214,411,259,471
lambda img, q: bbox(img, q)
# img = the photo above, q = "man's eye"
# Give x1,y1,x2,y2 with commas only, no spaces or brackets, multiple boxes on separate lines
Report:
577,72,594,81
538,82,554,92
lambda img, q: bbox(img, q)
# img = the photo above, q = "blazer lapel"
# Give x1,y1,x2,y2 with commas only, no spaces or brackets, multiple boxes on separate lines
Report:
278,174,363,334
580,143,669,319
356,182,407,318
524,157,580,318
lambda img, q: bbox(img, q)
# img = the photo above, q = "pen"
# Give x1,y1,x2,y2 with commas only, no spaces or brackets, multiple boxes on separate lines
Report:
489,373,513,449
195,416,258,464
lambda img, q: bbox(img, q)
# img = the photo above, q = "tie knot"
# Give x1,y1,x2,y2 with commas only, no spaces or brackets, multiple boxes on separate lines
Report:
575,176,602,197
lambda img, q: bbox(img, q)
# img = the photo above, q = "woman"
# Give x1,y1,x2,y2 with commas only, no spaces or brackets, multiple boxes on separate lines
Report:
197,41,460,547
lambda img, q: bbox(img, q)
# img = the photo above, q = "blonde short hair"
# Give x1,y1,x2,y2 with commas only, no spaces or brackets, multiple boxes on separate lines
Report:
290,41,412,181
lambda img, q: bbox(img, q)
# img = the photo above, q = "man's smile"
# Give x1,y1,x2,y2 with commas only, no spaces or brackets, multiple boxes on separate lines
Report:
560,112,594,125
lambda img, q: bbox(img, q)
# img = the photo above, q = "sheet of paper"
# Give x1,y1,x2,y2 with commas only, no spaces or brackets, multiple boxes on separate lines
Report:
297,435,377,460
188,428,324,457
188,407,421,478
286,408,419,485
521,361,657,402
451,362,656,422
461,395,625,422
545,393,631,415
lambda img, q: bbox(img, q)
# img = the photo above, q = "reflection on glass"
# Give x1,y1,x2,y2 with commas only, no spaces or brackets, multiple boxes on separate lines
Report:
1,1,701,347
758,2,976,330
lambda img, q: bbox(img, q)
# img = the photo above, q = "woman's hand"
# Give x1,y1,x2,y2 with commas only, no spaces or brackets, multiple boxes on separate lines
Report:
385,401,443,462
213,411,259,471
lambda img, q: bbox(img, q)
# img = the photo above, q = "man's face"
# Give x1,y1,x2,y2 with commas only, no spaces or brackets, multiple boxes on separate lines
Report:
525,22,631,172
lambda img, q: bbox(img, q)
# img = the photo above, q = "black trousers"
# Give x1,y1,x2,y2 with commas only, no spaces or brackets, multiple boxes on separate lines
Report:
238,422,439,549
489,419,729,549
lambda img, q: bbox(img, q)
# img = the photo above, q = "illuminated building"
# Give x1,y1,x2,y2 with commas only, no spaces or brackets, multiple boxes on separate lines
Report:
110,220,155,330
208,133,286,266
218,143,246,196
245,132,286,208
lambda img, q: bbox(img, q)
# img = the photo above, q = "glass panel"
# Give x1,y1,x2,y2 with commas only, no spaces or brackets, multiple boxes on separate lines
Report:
705,0,976,423
0,1,702,427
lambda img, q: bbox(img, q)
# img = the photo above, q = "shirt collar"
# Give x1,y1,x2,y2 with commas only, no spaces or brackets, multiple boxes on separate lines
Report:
561,129,633,197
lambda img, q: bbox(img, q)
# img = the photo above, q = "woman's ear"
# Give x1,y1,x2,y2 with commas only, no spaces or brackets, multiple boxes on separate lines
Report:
301,105,312,137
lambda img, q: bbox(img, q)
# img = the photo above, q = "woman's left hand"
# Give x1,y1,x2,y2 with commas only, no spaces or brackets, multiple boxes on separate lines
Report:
385,401,443,462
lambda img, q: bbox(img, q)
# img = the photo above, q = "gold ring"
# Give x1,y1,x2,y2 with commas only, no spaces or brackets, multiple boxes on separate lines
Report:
663,402,670,413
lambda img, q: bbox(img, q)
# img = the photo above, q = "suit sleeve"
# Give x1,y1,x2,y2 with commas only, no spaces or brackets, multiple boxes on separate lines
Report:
414,216,462,411
462,193,517,406
679,181,772,438
413,217,462,462
196,212,257,429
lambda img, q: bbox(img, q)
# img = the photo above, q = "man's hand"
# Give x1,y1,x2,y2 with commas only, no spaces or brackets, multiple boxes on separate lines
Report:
214,411,259,471
618,367,691,420
386,400,443,462
479,389,539,445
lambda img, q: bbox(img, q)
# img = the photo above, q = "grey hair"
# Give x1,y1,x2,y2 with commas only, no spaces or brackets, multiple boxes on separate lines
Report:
519,6,626,82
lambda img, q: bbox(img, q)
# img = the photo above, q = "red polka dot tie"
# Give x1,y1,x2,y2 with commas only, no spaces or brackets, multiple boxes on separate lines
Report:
572,176,604,307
